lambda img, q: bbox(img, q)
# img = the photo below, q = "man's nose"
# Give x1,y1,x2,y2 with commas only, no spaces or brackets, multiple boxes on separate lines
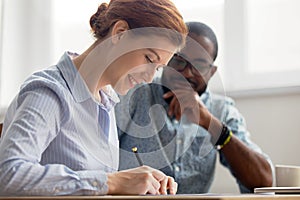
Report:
181,66,194,78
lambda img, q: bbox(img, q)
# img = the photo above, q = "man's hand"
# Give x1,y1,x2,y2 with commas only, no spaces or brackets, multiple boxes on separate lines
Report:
163,89,211,129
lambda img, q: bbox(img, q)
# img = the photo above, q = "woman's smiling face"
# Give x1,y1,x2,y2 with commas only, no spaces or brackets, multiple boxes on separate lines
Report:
89,22,184,96
108,47,174,95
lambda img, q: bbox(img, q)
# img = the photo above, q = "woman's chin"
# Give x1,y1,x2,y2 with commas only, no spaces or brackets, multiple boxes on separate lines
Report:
115,88,130,96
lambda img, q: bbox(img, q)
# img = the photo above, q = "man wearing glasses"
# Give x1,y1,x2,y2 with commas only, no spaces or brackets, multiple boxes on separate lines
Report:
116,22,273,193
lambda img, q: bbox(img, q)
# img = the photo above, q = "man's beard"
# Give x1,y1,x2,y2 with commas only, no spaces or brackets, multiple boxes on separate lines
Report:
185,77,208,97
197,84,207,96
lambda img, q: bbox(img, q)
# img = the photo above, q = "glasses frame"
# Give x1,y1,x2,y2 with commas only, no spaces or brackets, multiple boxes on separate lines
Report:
169,54,213,76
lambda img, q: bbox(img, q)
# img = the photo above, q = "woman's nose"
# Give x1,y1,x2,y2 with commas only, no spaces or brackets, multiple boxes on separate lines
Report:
144,64,159,83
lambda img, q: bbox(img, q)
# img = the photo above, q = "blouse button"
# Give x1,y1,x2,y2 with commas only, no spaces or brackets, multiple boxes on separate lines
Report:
174,165,180,172
92,181,98,187
54,188,60,194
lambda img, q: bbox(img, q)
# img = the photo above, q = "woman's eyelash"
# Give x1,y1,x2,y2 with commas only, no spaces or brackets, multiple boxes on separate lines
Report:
145,55,153,63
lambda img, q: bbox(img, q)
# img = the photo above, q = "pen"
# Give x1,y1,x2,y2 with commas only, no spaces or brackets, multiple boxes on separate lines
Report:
132,147,144,166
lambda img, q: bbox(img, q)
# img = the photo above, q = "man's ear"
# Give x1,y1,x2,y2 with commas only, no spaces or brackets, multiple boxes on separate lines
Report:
209,65,218,78
111,20,129,44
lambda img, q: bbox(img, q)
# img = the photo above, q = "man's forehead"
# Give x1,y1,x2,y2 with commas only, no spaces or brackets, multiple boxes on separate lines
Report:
178,34,213,60
179,43,212,63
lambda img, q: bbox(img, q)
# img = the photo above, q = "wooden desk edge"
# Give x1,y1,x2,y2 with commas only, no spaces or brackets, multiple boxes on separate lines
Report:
1,195,300,200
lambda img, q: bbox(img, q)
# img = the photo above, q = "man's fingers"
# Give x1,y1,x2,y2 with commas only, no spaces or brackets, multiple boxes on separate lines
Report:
163,91,174,99
168,97,177,117
174,102,182,120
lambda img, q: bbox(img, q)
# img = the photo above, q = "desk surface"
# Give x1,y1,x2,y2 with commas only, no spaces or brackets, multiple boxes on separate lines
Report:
1,194,300,200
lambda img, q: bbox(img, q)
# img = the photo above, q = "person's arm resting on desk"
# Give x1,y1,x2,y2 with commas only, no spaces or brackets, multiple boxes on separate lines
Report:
162,21,273,192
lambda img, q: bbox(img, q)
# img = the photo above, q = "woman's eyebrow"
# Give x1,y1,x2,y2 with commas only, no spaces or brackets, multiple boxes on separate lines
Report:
147,48,161,61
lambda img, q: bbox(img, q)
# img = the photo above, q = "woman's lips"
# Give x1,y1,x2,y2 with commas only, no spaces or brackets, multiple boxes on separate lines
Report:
128,74,138,87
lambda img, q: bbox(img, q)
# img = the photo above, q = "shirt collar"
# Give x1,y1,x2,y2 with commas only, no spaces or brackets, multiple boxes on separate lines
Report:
57,52,119,110
99,85,120,111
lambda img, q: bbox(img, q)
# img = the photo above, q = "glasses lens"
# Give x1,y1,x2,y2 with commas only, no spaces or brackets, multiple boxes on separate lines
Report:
169,54,213,75
193,65,211,75
168,56,187,71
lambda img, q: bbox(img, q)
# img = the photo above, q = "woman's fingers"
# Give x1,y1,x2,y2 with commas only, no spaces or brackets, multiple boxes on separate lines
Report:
149,173,178,195
108,166,179,195
151,168,166,182
147,178,160,194
140,167,165,194
159,176,168,195
167,176,178,194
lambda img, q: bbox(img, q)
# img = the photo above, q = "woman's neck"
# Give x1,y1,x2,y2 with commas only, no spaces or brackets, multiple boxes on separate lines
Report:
72,40,110,101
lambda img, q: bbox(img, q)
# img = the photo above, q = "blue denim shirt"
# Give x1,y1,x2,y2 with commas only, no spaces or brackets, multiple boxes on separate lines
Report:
116,78,273,194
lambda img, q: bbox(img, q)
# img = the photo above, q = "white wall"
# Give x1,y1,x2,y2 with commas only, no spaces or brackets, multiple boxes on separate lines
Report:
210,92,300,193
0,0,54,107
0,0,97,108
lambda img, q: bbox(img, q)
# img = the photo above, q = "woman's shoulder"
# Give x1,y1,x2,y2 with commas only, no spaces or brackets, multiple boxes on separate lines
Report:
20,65,67,94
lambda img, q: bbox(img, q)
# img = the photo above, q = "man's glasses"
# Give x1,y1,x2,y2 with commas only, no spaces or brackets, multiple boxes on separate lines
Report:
168,54,213,76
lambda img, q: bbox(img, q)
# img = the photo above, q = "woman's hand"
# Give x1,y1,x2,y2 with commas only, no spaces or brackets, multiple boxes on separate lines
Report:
159,175,177,195
107,165,178,195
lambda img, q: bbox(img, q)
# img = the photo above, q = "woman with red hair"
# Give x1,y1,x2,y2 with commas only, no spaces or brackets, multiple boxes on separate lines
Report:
0,0,187,196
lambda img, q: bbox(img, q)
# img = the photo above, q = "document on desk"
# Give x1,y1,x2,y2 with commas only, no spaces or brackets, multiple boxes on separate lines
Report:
254,186,300,194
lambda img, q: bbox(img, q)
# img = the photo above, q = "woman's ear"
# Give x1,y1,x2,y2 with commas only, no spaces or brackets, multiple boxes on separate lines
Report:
111,20,129,44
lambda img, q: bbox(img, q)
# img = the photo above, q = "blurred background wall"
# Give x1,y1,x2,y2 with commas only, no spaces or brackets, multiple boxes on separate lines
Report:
210,92,300,193
0,0,300,193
